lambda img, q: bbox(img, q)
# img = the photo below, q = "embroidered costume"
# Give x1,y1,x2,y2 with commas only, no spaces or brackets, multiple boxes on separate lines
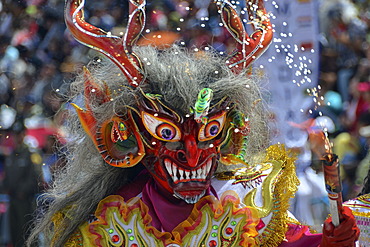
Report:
63,145,318,247
27,0,359,246
344,194,370,246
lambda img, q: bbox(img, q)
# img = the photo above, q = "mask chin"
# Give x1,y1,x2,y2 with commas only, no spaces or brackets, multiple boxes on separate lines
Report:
173,189,206,204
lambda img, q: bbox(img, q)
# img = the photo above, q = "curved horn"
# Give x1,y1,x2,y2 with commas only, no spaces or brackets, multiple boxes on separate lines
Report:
217,0,273,73
65,0,146,87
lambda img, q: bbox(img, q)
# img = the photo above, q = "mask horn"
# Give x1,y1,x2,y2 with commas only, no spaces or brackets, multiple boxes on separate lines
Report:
65,0,146,87
217,0,273,73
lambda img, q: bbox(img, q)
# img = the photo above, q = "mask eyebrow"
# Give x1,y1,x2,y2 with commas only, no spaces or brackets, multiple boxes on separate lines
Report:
197,141,214,150
165,142,184,151
140,91,183,123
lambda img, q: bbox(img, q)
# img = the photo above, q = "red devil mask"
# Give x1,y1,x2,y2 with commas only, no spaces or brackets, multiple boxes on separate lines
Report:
66,0,272,203
133,93,230,203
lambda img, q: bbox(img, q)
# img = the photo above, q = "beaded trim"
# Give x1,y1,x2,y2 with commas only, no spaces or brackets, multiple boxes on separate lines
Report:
65,231,83,246
345,194,370,210
344,194,370,247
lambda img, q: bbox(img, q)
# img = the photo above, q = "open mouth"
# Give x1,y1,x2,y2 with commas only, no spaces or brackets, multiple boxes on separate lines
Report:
163,157,213,184
111,125,121,142
109,119,131,145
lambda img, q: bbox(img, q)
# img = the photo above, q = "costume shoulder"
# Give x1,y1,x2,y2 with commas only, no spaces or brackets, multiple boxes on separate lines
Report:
344,194,370,246
65,194,260,246
213,144,300,246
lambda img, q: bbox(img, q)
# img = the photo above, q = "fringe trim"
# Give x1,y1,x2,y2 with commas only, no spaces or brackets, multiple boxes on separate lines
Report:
52,206,84,246
256,144,300,247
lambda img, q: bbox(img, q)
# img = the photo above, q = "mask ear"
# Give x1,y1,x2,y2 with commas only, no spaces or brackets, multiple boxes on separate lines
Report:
71,67,110,145
82,66,111,111
96,113,145,167
72,67,145,168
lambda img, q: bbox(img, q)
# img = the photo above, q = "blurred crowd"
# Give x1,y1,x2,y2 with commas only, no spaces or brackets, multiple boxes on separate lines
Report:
0,0,369,246
317,0,369,200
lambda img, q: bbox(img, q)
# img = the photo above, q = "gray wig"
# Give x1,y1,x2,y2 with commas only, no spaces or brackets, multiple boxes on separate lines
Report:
27,46,270,246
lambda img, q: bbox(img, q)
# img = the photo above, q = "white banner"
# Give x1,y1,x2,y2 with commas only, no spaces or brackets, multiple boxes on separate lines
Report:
257,0,320,148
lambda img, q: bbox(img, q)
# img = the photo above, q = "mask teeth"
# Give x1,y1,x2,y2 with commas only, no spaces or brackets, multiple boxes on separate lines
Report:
164,158,213,184
165,160,173,176
111,125,119,142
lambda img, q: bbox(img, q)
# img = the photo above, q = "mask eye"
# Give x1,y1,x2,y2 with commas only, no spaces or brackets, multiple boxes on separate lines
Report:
142,112,181,142
206,121,220,136
199,112,226,141
156,123,176,140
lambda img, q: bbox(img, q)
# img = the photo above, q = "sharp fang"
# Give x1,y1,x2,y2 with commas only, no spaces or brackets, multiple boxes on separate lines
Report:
192,170,197,179
116,130,121,141
165,160,172,176
202,165,207,179
197,167,203,179
185,170,190,180
173,164,178,182
179,168,184,180
206,159,212,175
115,128,120,141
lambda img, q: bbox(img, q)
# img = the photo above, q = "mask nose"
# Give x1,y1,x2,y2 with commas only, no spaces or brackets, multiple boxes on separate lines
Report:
177,135,201,168
177,150,187,162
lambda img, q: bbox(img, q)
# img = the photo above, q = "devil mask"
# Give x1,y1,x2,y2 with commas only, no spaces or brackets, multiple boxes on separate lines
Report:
66,0,272,204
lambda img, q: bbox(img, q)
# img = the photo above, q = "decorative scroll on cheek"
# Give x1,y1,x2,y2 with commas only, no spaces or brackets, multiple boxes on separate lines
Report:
97,115,145,167
218,110,251,166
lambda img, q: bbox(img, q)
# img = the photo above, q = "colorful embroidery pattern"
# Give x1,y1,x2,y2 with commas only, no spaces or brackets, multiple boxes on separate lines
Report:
64,144,299,247
71,192,258,246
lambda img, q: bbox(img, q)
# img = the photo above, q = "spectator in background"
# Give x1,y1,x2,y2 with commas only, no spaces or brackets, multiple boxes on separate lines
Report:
0,36,13,106
324,1,367,106
2,119,40,247
333,109,370,200
354,112,370,194
345,120,370,246
40,134,66,188
28,61,61,105
346,45,370,130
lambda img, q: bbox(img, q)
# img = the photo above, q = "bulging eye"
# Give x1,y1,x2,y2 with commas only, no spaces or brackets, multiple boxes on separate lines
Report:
156,124,176,140
142,112,181,142
198,112,226,142
205,121,220,137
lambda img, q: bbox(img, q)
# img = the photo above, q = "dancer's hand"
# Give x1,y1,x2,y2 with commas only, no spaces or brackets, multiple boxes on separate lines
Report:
320,207,359,247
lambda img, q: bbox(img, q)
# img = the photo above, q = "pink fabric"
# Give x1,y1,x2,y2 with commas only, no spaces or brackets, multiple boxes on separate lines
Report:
279,224,322,247
141,179,197,231
115,171,213,232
